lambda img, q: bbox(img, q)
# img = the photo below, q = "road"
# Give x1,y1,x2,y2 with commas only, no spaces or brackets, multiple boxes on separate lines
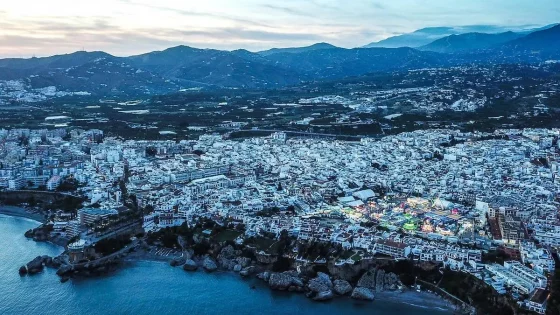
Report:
71,239,140,268
228,128,371,140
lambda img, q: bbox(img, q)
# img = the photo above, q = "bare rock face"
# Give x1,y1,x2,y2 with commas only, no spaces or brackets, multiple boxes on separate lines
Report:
257,271,271,281
351,287,375,301
233,264,242,272
26,256,45,274
202,257,218,272
56,264,73,276
240,267,253,277
313,290,334,301
218,257,236,270
183,259,198,271
268,272,304,291
375,269,386,291
236,257,251,268
384,272,400,290
170,257,186,267
219,245,236,259
308,272,333,293
333,280,353,295
268,273,293,290
356,270,376,289
50,255,65,268
255,252,278,264
41,255,53,266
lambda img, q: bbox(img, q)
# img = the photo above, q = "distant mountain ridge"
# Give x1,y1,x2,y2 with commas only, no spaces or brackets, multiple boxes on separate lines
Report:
0,23,559,96
364,27,458,48
419,31,524,53
257,43,339,56
363,23,559,48
503,24,560,51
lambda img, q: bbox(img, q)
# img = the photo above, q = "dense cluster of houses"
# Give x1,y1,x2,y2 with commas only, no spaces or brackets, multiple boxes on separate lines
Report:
1,126,559,313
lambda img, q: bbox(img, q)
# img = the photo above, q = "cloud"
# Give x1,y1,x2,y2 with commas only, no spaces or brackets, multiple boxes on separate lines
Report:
0,0,558,57
119,0,273,28
0,15,333,58
260,4,313,17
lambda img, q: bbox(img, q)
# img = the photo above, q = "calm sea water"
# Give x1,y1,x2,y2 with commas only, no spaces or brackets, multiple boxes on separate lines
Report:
0,215,451,315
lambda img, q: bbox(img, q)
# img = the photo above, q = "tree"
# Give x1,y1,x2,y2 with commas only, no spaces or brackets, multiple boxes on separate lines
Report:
272,257,291,272
547,268,560,315
192,240,211,255
118,180,128,203
57,176,79,192
123,164,131,183
179,120,190,129
94,236,131,255
144,204,154,213
129,194,138,211
145,147,157,157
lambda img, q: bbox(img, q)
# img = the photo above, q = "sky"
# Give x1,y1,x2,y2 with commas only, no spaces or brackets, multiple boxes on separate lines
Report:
0,0,559,58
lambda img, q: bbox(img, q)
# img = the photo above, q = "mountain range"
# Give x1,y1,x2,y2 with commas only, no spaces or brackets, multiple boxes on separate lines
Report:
363,23,559,48
0,23,559,96
417,31,524,53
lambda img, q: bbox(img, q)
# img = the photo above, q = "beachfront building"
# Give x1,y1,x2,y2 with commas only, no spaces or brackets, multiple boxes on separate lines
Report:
46,175,61,190
525,288,549,314
78,208,117,226
373,239,411,259
486,261,547,295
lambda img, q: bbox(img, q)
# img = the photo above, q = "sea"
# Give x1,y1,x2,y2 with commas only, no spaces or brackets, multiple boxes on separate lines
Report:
0,214,452,315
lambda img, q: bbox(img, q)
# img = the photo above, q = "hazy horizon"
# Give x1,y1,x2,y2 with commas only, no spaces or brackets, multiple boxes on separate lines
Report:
0,0,559,58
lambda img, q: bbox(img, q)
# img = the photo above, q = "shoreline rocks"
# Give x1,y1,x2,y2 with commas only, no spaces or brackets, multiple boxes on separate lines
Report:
56,264,73,276
25,256,46,274
351,287,375,301
357,269,376,289
239,267,252,277
255,252,278,264
257,271,271,282
308,272,332,293
376,269,386,291
183,259,198,271
268,271,304,291
313,290,334,301
202,257,218,272
170,257,186,267
333,280,353,295
307,272,334,300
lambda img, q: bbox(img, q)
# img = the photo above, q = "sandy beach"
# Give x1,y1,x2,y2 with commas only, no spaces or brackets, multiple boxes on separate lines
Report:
0,205,46,223
376,290,457,312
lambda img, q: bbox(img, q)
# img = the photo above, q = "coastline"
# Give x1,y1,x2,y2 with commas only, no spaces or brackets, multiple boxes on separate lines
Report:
1,215,458,315
376,291,456,312
0,205,46,223
1,213,458,314
123,249,457,313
